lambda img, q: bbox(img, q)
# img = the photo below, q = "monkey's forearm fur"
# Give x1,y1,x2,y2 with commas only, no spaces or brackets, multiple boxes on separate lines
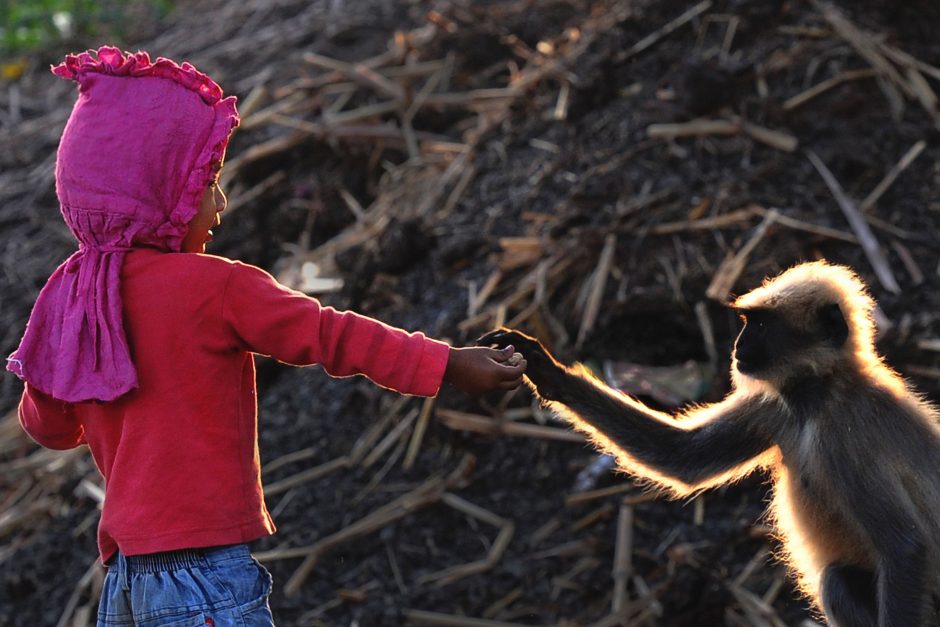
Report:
544,365,777,493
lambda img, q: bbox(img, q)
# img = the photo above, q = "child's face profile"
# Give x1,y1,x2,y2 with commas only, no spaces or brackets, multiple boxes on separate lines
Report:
181,162,227,253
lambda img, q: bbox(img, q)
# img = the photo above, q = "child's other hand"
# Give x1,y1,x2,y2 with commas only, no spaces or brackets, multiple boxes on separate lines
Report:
444,345,526,396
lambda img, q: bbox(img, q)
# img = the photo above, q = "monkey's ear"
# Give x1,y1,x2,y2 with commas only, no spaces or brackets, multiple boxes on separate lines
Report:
818,303,849,346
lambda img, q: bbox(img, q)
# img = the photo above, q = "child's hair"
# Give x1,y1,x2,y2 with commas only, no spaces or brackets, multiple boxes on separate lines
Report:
6,47,239,403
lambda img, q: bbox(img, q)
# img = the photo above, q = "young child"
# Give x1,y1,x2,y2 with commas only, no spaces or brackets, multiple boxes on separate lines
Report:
8,47,525,627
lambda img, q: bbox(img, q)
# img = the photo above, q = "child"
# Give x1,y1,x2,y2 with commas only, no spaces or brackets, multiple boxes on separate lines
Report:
8,47,525,627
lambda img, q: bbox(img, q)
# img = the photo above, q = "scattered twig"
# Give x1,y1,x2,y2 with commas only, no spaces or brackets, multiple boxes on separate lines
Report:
647,118,797,152
750,205,857,243
891,240,924,285
263,456,350,497
417,492,515,587
403,397,436,470
815,2,913,97
782,68,877,110
816,1,940,129
436,408,585,443
361,408,419,469
646,208,757,235
728,582,788,627
647,118,739,140
530,517,563,547
577,234,617,349
612,501,635,613
55,560,99,627
857,140,926,214
571,503,615,532
706,209,779,302
276,455,475,596
694,301,719,366
565,484,656,508
616,1,713,62
807,151,901,294
482,587,524,620
349,397,409,465
734,547,772,586
728,115,799,152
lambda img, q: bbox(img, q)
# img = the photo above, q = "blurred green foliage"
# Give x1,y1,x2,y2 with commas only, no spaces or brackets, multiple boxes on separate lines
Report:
0,0,172,59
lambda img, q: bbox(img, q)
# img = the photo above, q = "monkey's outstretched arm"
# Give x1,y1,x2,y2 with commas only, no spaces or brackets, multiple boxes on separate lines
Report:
478,329,778,494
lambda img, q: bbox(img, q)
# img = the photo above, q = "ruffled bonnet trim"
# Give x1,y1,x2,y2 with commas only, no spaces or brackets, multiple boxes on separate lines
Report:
53,45,227,106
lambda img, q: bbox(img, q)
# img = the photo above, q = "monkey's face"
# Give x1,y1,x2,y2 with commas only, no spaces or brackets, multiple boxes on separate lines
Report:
733,309,788,377
733,304,849,380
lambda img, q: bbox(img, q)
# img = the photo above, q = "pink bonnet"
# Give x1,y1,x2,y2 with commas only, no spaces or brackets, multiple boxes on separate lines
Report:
7,46,239,402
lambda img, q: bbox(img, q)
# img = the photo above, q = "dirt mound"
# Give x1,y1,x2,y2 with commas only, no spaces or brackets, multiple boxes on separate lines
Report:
3,0,940,625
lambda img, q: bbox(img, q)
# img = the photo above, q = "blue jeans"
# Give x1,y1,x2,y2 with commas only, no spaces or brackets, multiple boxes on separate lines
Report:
97,544,274,626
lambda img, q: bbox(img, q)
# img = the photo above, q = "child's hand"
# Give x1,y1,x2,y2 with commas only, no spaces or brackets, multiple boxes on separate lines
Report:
476,328,567,401
444,345,526,396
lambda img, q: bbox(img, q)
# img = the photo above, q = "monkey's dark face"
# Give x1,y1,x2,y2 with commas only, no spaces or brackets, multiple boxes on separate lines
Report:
733,304,850,380
733,309,791,376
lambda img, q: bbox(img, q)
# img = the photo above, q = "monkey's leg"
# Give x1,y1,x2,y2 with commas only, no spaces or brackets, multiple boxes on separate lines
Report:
821,564,877,627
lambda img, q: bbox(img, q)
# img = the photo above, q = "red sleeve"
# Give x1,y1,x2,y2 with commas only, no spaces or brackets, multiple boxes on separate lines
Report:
221,261,450,397
18,383,85,450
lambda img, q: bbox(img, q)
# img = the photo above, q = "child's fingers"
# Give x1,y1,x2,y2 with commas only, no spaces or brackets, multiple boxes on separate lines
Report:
496,361,525,390
497,358,526,380
498,378,523,390
486,345,515,363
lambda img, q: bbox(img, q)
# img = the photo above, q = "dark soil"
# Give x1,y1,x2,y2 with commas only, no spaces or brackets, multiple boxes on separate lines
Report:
3,0,940,625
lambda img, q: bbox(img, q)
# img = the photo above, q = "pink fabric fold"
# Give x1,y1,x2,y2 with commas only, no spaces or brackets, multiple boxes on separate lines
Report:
7,46,240,402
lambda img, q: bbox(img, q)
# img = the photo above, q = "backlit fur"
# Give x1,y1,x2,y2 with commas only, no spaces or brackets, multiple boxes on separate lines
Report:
485,260,940,624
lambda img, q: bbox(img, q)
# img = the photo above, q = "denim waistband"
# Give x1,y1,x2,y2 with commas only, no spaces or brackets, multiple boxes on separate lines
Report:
123,544,249,573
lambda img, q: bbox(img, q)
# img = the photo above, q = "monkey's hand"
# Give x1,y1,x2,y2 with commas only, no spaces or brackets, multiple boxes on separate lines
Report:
476,328,568,401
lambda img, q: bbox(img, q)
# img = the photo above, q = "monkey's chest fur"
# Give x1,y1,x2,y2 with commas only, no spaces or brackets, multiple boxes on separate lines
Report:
771,383,879,581
773,421,875,578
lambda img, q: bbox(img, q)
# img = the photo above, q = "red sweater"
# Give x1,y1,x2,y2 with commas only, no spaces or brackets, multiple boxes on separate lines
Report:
18,249,450,562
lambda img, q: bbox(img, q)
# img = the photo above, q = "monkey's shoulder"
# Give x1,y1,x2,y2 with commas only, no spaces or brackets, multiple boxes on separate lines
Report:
779,373,918,419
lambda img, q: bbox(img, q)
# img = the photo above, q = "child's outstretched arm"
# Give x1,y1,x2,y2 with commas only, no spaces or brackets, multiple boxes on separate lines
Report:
221,261,525,397
443,345,526,395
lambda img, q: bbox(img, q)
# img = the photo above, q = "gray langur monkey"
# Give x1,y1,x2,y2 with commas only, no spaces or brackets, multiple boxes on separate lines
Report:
479,261,940,627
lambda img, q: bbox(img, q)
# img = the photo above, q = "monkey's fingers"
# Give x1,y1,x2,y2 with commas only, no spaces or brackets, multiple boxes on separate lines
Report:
475,328,513,347
477,328,543,356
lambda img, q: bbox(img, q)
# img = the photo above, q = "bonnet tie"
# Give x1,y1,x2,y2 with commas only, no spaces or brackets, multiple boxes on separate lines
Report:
64,244,134,273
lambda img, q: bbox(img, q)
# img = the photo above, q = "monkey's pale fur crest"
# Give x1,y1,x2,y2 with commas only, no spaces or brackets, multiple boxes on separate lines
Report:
733,260,875,351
